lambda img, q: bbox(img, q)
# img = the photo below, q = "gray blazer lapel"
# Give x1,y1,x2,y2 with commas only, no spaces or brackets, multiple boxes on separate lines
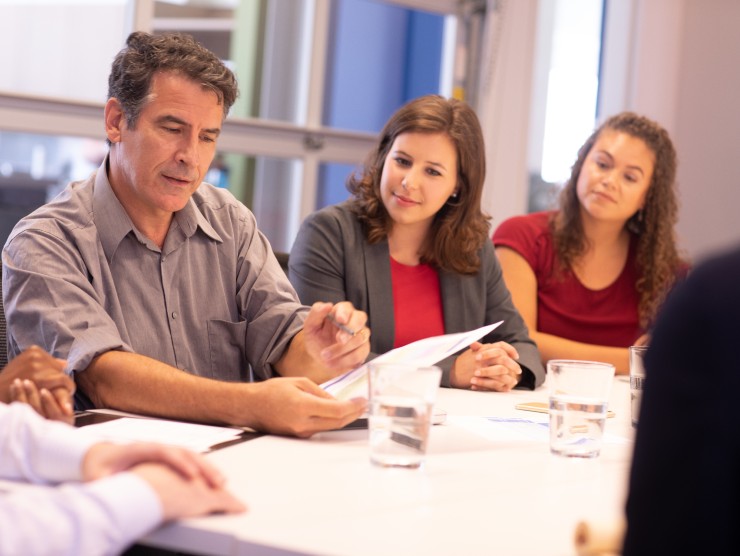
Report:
440,270,467,334
364,240,395,352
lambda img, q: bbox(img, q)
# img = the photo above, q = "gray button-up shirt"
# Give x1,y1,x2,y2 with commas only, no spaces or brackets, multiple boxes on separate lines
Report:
3,159,307,408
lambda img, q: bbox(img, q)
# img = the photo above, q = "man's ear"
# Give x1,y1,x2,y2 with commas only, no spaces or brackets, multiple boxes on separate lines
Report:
104,98,125,144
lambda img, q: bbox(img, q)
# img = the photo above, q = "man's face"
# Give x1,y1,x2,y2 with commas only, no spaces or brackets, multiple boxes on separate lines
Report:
105,71,223,220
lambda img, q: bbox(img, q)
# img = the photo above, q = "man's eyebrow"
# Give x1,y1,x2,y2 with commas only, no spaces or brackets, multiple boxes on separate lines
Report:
156,115,188,127
155,115,221,136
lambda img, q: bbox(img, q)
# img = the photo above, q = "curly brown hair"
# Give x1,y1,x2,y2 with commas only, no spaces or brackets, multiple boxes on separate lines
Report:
107,31,238,137
347,95,490,274
553,111,683,328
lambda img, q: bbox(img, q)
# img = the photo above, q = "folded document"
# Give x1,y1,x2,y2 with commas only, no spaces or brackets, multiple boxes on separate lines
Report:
322,321,503,400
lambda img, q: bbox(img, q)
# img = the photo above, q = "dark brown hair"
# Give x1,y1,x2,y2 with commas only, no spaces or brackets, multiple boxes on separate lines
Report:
107,31,238,131
553,111,683,328
347,95,490,274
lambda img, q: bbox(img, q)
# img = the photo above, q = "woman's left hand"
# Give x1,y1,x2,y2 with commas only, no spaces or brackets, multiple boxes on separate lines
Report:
450,341,522,392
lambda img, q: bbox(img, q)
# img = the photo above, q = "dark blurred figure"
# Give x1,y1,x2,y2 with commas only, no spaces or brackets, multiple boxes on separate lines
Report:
624,245,740,554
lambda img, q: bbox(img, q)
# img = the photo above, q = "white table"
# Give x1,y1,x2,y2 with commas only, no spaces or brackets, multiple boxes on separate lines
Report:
142,377,635,556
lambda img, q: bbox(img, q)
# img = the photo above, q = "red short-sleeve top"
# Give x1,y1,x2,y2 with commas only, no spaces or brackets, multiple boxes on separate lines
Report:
492,211,643,347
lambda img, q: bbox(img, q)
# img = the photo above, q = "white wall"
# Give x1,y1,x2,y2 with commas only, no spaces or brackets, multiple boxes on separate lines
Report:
0,2,129,103
620,0,740,261
477,0,539,231
670,0,740,261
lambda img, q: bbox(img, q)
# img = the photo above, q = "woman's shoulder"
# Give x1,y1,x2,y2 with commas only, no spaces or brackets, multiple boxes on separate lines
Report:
301,200,359,230
491,211,558,275
492,211,555,252
493,211,553,238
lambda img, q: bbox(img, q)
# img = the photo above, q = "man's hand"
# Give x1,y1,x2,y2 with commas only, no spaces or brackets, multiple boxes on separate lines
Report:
302,301,371,373
2,346,74,422
246,376,366,438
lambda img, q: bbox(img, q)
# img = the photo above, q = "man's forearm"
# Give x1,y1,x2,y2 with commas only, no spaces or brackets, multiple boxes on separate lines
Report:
77,351,256,426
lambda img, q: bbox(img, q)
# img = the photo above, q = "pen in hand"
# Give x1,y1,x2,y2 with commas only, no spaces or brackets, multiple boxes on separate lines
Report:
326,313,358,336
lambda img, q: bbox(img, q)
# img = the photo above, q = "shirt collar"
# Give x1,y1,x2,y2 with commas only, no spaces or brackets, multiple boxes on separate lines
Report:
93,157,137,262
171,192,222,244
93,156,222,262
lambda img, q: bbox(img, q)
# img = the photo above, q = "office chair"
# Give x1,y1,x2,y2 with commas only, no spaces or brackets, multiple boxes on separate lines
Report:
274,251,290,277
0,258,7,369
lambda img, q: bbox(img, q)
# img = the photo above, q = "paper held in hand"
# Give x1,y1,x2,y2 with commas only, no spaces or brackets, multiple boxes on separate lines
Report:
321,321,504,400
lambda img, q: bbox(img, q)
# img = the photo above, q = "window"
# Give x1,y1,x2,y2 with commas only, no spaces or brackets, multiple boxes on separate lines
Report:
0,0,483,252
527,0,604,212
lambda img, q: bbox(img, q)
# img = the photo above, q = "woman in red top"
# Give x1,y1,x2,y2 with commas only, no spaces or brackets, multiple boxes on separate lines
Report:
290,95,544,391
493,112,686,374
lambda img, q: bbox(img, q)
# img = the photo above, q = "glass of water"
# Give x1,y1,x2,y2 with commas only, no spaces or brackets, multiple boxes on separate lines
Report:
629,346,648,427
368,363,442,469
547,360,615,458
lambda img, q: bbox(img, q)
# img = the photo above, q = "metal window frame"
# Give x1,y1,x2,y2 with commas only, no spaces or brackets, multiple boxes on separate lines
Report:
0,0,487,249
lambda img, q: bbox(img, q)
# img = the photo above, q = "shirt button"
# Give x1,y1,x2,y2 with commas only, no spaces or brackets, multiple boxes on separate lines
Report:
171,311,178,319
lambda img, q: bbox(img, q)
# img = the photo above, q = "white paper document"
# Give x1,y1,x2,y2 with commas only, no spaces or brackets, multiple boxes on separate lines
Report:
78,417,244,453
449,415,631,445
321,321,503,400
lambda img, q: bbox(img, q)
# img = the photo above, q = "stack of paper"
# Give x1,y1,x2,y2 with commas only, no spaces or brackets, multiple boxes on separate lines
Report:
78,417,244,453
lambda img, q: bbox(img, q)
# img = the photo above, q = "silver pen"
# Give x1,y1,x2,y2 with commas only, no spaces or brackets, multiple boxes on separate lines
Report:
325,313,358,336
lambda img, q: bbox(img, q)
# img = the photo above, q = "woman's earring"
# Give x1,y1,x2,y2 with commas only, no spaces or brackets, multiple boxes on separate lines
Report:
450,191,458,199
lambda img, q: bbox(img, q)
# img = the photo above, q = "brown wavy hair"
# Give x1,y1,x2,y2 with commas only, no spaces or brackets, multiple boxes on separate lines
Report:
347,95,490,274
553,111,683,328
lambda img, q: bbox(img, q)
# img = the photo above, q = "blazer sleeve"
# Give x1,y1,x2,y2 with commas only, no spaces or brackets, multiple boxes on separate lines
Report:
482,242,545,389
289,206,349,306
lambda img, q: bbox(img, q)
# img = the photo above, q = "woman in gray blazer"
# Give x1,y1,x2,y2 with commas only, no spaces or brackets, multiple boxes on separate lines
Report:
290,95,544,391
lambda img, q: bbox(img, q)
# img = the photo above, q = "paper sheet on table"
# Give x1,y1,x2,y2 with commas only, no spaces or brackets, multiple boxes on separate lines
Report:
322,321,503,400
77,417,244,453
449,416,631,445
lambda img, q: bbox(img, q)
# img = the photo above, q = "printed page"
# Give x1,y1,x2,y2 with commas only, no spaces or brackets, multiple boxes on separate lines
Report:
77,417,244,453
322,321,503,400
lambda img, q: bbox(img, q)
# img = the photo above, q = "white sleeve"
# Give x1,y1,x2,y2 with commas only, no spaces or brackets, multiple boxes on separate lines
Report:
0,472,162,556
0,402,97,483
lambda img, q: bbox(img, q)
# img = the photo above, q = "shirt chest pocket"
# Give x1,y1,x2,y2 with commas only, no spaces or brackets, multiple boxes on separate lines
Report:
206,319,249,382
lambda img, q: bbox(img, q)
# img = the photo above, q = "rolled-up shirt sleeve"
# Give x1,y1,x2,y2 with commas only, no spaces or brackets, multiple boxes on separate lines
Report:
219,201,307,380
3,225,129,376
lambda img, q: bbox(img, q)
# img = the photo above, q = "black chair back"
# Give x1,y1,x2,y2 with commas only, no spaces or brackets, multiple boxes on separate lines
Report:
0,259,7,369
275,251,290,277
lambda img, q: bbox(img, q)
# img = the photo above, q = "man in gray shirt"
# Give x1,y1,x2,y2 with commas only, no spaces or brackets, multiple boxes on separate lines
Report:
2,32,369,437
